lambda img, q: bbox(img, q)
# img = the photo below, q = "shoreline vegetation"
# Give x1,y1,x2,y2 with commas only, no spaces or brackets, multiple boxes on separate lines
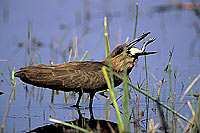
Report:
1,2,200,133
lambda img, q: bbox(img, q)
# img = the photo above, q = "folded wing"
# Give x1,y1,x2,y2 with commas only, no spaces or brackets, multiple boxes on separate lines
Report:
15,62,108,92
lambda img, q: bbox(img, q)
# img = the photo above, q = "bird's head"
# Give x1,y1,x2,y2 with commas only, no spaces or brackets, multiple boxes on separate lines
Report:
103,32,157,73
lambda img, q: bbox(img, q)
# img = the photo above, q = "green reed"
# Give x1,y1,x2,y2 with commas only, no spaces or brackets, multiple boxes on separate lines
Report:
105,68,192,124
168,63,173,129
102,67,124,132
133,3,138,39
144,55,149,130
122,49,130,132
35,54,42,102
158,46,174,98
80,51,88,61
12,67,15,100
104,16,112,121
1,67,16,133
104,17,110,57
49,118,89,133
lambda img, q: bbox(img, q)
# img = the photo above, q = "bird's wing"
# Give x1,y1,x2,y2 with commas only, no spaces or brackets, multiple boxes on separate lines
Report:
52,62,107,90
15,62,107,91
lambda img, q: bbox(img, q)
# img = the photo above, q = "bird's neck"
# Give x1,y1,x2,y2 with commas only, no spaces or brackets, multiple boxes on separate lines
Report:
102,56,138,74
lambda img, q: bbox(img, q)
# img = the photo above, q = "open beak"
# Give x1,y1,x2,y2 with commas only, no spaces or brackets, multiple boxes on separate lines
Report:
127,32,157,56
138,37,157,56
126,32,151,50
136,51,157,56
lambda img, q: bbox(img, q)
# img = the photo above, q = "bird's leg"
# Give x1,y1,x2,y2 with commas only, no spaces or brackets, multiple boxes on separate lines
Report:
89,92,95,109
71,91,83,107
77,107,83,120
89,92,95,120
89,105,94,120
75,91,83,107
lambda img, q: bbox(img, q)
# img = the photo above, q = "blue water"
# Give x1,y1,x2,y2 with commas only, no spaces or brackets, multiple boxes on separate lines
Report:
0,0,199,132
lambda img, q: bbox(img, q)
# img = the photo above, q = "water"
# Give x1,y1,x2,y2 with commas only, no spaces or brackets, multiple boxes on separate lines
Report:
0,0,199,132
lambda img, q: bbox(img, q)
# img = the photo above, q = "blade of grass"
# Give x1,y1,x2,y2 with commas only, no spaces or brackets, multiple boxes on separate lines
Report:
49,118,89,133
104,16,112,121
133,3,138,39
131,4,139,130
1,89,14,133
188,77,195,110
51,90,55,104
193,96,200,132
35,55,41,102
122,49,130,132
36,87,40,102
68,48,72,62
149,118,159,132
74,36,78,61
187,101,195,118
105,67,192,124
38,53,41,64
35,55,38,64
0,64,10,86
63,92,67,103
27,21,31,66
144,55,150,130
158,46,174,98
102,66,124,132
80,50,88,61
1,68,16,133
12,67,16,100
48,103,58,118
180,73,200,101
156,100,168,132
39,88,45,103
168,63,174,129
104,17,110,57
49,62,57,103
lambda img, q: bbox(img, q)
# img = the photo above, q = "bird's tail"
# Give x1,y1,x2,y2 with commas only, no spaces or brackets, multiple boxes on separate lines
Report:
14,71,25,78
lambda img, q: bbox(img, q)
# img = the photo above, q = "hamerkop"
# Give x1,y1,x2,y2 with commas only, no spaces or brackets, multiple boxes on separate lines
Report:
15,32,156,108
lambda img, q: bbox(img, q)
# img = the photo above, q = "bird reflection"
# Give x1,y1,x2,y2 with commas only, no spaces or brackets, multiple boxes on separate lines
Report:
28,107,119,133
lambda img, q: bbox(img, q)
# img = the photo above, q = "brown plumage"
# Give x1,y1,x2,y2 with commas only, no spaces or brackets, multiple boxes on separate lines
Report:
15,32,156,108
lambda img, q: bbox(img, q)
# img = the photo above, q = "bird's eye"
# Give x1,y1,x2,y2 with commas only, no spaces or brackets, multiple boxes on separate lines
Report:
111,46,125,57
118,48,123,53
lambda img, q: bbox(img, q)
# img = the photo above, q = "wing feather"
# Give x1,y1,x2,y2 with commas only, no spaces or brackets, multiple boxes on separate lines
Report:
15,62,108,92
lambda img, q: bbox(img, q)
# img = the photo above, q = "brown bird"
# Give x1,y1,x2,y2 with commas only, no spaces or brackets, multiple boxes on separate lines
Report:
14,32,156,108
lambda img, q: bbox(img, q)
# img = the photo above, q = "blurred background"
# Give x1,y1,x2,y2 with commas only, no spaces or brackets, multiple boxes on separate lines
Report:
0,0,199,132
